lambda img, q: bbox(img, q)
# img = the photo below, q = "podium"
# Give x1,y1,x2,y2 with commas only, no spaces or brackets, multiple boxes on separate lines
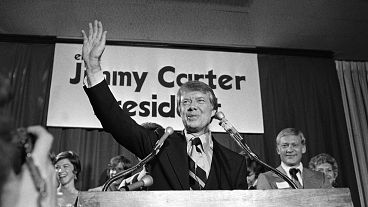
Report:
77,188,353,207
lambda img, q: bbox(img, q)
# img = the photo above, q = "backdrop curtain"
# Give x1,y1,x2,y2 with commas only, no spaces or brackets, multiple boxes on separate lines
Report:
336,60,368,207
0,41,54,126
0,40,361,206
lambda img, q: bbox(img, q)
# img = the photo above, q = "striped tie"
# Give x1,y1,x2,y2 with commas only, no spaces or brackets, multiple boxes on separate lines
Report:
188,137,207,190
289,168,302,189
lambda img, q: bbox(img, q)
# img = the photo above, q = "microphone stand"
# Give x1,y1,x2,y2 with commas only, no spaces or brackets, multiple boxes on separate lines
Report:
102,127,173,191
102,152,155,191
215,112,298,189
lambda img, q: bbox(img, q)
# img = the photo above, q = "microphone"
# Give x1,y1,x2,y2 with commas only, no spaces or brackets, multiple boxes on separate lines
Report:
215,111,298,189
214,111,257,158
123,175,153,191
102,127,173,191
153,127,174,153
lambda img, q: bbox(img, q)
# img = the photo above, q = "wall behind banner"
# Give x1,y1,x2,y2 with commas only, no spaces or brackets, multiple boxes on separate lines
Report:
0,40,360,207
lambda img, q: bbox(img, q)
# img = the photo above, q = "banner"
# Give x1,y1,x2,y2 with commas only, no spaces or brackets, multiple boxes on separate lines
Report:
47,43,263,133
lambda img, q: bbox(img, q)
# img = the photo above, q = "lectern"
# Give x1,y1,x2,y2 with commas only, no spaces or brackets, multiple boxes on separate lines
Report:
77,188,353,207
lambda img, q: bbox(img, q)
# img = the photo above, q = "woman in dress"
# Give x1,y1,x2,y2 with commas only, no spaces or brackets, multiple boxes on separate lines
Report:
54,151,81,206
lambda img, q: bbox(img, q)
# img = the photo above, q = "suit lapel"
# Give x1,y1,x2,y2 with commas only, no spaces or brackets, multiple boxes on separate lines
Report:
203,138,218,189
165,132,189,189
276,165,286,175
271,165,287,180
270,166,289,189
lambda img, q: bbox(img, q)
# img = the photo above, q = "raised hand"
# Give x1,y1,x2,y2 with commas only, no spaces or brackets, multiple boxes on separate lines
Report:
15,125,57,207
81,20,107,74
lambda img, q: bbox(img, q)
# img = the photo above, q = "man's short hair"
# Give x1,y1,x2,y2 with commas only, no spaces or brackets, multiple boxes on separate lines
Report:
176,81,218,116
276,128,306,145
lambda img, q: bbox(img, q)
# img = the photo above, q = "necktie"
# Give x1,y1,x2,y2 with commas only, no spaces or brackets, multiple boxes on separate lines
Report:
289,168,302,189
188,137,207,190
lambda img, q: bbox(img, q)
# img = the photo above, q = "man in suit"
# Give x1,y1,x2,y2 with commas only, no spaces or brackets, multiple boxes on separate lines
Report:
81,20,247,190
257,128,331,189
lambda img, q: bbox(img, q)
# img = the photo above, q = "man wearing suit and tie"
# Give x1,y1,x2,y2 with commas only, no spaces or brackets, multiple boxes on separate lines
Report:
82,20,247,190
257,128,331,189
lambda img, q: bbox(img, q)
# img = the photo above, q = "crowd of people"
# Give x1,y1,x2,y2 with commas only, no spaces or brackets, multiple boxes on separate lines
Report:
0,20,342,207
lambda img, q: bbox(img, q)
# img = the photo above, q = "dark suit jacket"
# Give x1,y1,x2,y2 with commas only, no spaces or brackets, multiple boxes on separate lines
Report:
257,165,332,189
84,80,248,190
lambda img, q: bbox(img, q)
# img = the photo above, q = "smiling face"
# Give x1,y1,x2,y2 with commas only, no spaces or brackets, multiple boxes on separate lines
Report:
277,135,306,167
55,158,76,186
178,90,216,135
108,162,126,178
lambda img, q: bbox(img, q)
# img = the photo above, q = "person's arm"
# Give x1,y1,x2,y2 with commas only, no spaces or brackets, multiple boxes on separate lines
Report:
235,158,248,190
81,21,157,158
14,126,57,207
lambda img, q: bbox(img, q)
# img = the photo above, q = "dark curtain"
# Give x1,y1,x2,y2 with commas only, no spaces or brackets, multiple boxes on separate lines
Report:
258,54,359,206
0,42,54,126
336,61,368,206
0,41,359,206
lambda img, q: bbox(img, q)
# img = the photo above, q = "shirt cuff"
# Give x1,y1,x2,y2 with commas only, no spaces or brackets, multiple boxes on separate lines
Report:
84,71,105,88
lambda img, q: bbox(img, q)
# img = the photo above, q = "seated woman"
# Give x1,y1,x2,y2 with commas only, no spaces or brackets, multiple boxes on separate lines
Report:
241,152,265,189
246,157,265,189
308,153,338,187
54,151,81,206
88,154,135,191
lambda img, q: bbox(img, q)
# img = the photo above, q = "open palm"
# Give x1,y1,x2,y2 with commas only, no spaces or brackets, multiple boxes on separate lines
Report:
82,20,107,72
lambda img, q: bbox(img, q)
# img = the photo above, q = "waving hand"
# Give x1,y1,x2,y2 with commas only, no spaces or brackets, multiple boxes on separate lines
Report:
81,20,107,74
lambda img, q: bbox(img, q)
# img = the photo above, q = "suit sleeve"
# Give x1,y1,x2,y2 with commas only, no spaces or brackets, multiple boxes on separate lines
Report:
84,80,157,158
236,157,248,190
256,173,272,189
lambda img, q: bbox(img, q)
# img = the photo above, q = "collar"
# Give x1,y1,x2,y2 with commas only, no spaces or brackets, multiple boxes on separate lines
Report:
184,129,213,155
281,162,303,177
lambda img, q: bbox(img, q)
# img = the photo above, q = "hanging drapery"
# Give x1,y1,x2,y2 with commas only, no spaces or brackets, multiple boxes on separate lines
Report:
336,60,368,207
0,42,54,127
